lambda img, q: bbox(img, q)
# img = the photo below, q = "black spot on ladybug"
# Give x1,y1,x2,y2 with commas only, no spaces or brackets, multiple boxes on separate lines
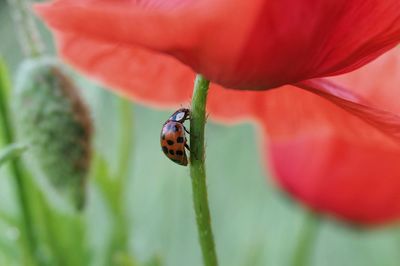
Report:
167,140,174,145
176,150,184,156
162,134,165,140
169,150,175,155
174,125,180,132
177,136,184,143
162,146,168,154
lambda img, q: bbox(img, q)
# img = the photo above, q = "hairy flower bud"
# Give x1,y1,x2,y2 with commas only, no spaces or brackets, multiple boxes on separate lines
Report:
14,57,91,210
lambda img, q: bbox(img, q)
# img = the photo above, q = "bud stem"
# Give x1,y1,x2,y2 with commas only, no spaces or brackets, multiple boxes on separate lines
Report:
190,75,218,266
7,0,45,58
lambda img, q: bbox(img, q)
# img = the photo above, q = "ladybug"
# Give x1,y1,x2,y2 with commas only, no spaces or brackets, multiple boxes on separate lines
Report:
160,108,191,166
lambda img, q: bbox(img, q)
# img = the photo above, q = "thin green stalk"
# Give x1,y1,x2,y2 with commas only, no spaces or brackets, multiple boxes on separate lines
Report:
291,211,320,266
6,0,45,57
0,61,38,264
116,98,134,181
190,75,218,266
108,98,134,262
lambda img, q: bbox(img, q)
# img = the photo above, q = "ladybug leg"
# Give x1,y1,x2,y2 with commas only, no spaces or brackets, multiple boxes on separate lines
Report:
184,143,190,151
184,126,200,140
185,142,198,160
183,126,190,135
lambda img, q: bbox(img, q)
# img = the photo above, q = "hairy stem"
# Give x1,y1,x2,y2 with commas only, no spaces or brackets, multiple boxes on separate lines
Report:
190,75,218,266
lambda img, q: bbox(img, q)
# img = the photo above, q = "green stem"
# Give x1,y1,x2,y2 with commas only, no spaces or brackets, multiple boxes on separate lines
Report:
0,61,38,263
6,0,45,57
190,75,218,266
109,98,134,262
116,98,134,181
291,211,320,266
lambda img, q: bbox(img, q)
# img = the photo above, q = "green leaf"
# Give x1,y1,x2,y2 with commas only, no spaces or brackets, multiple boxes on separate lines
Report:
0,143,28,167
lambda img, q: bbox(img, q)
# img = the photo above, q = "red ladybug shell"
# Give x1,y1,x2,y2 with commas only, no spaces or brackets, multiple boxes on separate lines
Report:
160,121,188,166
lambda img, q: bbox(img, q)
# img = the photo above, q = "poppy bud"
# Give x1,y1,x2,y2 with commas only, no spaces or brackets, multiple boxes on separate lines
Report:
14,57,91,210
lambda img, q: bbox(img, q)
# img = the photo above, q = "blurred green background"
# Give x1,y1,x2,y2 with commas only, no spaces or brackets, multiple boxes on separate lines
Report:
1,1,400,266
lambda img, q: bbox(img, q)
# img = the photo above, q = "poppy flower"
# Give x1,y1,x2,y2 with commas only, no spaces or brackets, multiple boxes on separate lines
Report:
35,0,400,223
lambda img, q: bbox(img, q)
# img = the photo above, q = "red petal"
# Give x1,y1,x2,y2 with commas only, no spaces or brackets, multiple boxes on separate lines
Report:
35,0,400,89
262,85,400,223
50,32,266,123
208,48,400,223
260,49,400,223
54,33,195,107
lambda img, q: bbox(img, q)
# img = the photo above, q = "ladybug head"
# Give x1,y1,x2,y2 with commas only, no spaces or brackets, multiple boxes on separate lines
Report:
168,108,190,123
